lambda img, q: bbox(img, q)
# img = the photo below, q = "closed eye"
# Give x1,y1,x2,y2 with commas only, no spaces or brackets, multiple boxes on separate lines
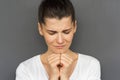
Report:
63,29,72,34
47,31,57,35
63,30,71,34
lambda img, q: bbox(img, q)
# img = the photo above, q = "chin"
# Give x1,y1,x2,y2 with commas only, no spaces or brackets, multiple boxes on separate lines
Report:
51,49,68,54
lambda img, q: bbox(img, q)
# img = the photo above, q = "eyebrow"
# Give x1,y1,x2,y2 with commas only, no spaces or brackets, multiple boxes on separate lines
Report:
46,28,72,32
63,28,72,32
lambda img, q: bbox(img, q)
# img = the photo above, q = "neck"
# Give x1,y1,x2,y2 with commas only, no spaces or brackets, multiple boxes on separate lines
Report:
45,49,73,55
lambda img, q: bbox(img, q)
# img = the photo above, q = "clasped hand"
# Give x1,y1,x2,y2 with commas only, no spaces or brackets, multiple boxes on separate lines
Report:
47,54,74,80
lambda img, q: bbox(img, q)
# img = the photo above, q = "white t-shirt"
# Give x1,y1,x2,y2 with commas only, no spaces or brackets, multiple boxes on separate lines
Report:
15,53,101,80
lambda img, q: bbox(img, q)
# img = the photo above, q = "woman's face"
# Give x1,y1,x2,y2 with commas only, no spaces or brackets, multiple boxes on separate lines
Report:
38,16,77,54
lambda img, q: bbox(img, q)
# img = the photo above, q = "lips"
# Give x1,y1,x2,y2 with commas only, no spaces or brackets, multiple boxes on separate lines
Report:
55,45,65,49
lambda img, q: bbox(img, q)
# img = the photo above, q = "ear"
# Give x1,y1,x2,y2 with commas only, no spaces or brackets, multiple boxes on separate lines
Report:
73,20,77,34
38,22,43,36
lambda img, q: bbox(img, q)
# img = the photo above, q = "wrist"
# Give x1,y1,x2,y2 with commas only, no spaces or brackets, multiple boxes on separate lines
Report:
49,76,59,80
60,76,69,80
61,78,69,80
49,73,60,79
49,77,58,80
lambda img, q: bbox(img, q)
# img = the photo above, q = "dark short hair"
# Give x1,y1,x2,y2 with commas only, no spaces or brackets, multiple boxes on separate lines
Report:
38,0,75,24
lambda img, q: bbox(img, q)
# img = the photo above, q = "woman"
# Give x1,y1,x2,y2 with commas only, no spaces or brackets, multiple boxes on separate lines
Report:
16,0,101,80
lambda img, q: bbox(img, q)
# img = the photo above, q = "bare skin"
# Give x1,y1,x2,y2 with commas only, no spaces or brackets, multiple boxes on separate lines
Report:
40,51,78,80
38,16,78,80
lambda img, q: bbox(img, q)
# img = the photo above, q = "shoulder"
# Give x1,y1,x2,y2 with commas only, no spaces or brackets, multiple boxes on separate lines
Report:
78,53,101,78
16,55,40,72
79,53,100,62
78,53,100,67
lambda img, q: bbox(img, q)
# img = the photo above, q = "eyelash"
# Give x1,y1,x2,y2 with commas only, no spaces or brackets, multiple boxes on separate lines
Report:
64,31,71,34
48,32,56,35
48,31,71,35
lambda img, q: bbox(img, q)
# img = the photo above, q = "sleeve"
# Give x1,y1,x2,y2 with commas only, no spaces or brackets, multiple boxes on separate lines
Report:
15,63,31,80
87,59,101,80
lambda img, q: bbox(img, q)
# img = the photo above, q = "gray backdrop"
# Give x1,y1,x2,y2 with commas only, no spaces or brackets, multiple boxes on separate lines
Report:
0,0,120,80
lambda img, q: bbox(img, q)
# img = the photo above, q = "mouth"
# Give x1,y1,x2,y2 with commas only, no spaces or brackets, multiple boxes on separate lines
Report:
55,45,65,49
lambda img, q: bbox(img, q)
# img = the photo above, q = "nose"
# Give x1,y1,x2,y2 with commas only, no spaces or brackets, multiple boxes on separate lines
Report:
56,33,64,44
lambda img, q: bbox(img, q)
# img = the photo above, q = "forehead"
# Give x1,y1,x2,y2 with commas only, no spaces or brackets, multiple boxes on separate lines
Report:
43,16,73,29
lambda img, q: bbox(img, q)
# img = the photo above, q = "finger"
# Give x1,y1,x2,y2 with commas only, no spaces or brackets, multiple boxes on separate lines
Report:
48,59,60,68
47,54,60,61
61,54,73,62
61,55,73,68
61,56,71,64
48,56,60,64
51,60,60,67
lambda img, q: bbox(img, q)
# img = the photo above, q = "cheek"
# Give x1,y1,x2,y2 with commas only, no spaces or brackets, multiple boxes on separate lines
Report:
44,36,55,44
65,34,74,42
